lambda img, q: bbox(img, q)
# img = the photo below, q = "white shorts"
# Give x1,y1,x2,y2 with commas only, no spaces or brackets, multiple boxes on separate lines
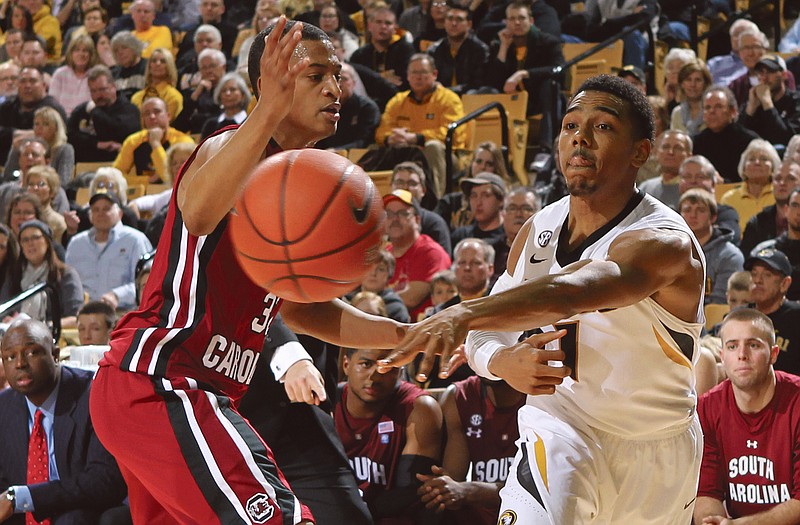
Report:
496,404,703,525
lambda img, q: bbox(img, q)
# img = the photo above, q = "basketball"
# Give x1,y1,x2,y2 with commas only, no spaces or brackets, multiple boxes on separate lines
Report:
230,149,386,303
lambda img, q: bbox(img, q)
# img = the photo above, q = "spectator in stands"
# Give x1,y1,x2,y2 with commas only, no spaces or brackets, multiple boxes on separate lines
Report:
110,31,146,101
335,345,443,524
752,187,800,302
0,61,19,105
426,2,490,96
10,219,83,326
350,5,415,106
678,154,741,245
0,66,66,166
0,138,70,219
316,63,379,150
413,0,446,51
744,248,800,375
68,64,141,163
114,96,195,183
177,0,237,61
720,138,778,232
617,65,646,94
0,222,18,303
495,186,539,276
375,53,465,198
62,5,108,53
65,191,152,311
129,141,193,225
318,3,360,60
583,0,657,70
176,24,228,91
451,173,506,257
390,161,451,255
24,165,66,243
693,85,760,183
439,237,495,312
727,271,752,311
662,47,697,112
5,192,42,240
346,249,411,323
130,47,183,124
428,269,457,310
489,0,564,148
679,189,743,305
130,0,172,59
695,308,800,524
708,18,758,86
742,160,800,257
4,106,74,186
728,29,770,107
739,54,800,147
173,47,225,133
49,35,99,117
435,141,510,231
199,71,250,139
671,60,712,136
18,36,54,78
384,188,451,320
639,129,692,210
0,319,129,524
76,300,116,345
399,0,430,37
0,28,26,66
234,0,281,80
417,375,525,524
17,0,62,60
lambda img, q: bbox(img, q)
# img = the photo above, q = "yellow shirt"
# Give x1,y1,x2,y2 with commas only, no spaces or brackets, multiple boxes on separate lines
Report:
32,5,62,61
131,82,184,123
720,183,775,232
133,25,173,58
114,127,195,180
375,84,466,148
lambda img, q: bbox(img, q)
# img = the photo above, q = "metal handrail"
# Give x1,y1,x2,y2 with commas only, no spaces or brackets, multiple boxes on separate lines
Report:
0,282,61,343
444,101,510,194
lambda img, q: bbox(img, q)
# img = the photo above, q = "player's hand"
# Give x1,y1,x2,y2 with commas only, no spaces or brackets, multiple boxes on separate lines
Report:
378,303,471,381
255,16,309,120
417,465,468,512
487,330,570,395
283,359,326,405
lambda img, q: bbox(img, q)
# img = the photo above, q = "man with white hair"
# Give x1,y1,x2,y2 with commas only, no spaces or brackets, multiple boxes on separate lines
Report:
729,29,776,107
708,18,759,85
0,61,19,105
177,0,237,60
130,0,173,59
173,48,226,133
177,24,231,89
316,63,380,151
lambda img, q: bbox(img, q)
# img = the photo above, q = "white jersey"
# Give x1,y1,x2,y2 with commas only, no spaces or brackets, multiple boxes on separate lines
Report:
467,193,706,438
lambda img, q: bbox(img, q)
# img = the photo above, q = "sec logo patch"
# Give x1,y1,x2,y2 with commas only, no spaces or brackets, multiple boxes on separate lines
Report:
498,509,517,525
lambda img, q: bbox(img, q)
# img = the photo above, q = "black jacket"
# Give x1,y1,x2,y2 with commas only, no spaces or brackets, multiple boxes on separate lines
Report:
67,95,141,162
426,34,490,95
739,88,800,146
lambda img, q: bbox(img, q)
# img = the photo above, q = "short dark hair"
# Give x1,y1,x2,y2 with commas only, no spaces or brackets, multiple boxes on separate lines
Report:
248,20,331,99
446,1,471,19
719,307,775,346
573,74,655,143
77,301,117,330
87,64,114,83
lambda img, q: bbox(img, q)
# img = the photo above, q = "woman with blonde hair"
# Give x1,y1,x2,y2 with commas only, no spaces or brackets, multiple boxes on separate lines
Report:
3,107,75,185
50,34,100,115
662,47,697,111
130,47,183,122
670,60,713,136
720,138,780,231
25,165,67,243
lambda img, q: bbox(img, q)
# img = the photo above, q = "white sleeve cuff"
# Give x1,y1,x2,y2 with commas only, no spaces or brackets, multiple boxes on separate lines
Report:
466,333,504,381
270,341,312,382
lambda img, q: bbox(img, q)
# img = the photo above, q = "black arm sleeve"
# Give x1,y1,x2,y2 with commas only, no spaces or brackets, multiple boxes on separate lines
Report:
368,454,437,519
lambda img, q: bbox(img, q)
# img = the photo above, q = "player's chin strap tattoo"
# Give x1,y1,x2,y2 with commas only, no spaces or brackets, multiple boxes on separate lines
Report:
369,454,439,524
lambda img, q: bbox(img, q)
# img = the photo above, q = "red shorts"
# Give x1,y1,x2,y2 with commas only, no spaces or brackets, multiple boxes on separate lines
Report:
90,365,314,525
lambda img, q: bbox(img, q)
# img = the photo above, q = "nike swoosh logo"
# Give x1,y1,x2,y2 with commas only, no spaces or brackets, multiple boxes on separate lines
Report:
351,181,375,224
683,497,696,510
530,255,547,264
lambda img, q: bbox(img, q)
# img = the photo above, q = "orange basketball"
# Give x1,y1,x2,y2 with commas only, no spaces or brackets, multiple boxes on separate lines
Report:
230,149,385,303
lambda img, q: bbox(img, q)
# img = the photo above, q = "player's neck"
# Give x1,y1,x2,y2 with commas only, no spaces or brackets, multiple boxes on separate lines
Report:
566,188,637,244
733,370,777,414
272,128,315,150
346,393,387,419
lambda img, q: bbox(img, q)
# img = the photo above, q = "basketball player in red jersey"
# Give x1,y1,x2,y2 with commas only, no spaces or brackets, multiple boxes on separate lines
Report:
89,18,407,525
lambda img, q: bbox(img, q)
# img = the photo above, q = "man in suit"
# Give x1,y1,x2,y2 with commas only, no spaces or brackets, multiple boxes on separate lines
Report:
0,319,128,524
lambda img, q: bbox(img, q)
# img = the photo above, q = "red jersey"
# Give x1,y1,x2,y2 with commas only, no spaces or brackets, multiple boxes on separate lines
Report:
101,136,284,403
334,381,425,505
453,376,523,525
698,371,800,518
387,234,451,320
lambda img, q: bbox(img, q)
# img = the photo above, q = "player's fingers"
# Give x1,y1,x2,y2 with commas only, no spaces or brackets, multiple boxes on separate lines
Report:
522,329,567,348
377,333,423,372
277,23,304,66
416,335,443,383
263,15,286,58
441,346,467,378
431,465,446,475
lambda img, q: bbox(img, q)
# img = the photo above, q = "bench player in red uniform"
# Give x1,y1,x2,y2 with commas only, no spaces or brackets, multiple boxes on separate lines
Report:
89,18,407,525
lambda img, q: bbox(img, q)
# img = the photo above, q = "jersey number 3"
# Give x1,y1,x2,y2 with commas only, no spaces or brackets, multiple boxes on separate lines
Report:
554,321,579,381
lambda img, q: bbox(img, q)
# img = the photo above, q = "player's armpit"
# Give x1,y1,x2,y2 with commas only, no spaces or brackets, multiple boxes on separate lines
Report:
506,219,532,278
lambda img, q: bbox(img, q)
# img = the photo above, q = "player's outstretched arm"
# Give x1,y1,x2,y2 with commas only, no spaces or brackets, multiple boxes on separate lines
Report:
280,298,408,349
178,17,309,236
379,227,703,381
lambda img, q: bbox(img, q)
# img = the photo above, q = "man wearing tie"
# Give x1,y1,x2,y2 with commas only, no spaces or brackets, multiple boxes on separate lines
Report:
0,319,128,524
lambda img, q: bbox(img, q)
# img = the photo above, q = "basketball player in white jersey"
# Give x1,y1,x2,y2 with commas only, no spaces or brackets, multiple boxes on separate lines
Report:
379,74,707,523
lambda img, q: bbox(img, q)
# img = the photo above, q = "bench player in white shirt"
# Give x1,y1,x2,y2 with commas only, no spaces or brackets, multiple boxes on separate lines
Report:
379,74,707,524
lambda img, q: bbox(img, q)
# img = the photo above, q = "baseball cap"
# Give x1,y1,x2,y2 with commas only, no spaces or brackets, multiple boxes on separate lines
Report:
755,54,785,72
382,189,421,215
18,219,52,240
744,248,792,276
460,172,507,197
616,65,646,84
89,190,121,207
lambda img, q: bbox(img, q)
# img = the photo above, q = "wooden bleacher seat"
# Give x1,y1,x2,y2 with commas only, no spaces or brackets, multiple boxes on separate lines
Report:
561,39,623,97
145,183,171,195
460,92,529,184
76,187,90,206
127,184,146,201
715,182,740,202
74,161,112,178
704,303,730,330
367,170,393,196
348,148,369,163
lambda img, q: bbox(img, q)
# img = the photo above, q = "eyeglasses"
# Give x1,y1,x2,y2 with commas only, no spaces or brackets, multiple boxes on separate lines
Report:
0,76,18,82
386,209,414,219
19,233,45,244
393,179,420,189
27,181,48,189
431,2,447,6
11,209,35,217
96,181,116,189
740,44,766,52
504,205,535,214
320,13,338,18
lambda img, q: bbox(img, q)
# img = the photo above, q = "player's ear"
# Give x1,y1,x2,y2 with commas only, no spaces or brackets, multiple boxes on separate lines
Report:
631,138,651,169
770,344,780,364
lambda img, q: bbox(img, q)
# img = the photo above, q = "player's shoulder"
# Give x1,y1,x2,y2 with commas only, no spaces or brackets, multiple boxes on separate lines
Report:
775,370,800,397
